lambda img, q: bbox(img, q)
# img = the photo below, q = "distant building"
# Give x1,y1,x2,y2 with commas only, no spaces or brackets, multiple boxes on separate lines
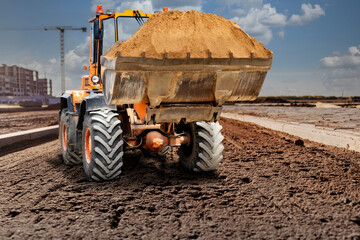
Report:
36,78,48,96
0,64,50,97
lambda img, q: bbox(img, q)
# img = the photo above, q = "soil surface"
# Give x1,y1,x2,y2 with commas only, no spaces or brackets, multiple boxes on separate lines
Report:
223,105,360,133
105,10,272,59
0,118,359,239
0,110,58,134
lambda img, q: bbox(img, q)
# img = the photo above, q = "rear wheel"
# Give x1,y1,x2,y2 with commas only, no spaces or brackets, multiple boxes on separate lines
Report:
60,109,81,166
178,121,224,172
82,109,124,181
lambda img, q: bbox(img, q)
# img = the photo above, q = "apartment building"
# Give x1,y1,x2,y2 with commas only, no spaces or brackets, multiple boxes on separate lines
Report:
0,64,48,97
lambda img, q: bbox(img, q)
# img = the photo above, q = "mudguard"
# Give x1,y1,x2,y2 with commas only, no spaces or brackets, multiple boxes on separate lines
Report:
77,92,117,130
60,93,75,112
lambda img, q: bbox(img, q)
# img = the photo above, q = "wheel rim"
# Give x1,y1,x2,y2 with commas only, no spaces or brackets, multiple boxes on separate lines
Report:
62,123,67,151
84,128,92,164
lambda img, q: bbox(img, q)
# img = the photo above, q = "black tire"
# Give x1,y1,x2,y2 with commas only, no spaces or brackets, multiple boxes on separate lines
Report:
59,109,81,166
82,109,124,181
178,121,224,172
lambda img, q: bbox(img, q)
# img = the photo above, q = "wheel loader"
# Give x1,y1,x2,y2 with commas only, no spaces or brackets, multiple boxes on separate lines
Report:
59,6,272,181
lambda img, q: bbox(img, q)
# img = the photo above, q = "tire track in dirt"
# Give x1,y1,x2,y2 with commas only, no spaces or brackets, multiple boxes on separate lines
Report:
0,118,359,239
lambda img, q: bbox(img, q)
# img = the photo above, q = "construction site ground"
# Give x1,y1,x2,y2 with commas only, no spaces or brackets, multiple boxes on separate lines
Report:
224,105,360,133
0,110,58,135
1,118,359,239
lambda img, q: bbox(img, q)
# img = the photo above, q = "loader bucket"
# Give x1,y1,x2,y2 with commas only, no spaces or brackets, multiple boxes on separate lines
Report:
101,54,272,108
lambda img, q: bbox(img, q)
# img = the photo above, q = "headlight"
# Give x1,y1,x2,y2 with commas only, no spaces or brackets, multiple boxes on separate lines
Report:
91,75,100,84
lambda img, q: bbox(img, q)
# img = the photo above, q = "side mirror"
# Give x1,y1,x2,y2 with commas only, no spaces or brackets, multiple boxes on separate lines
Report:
84,66,88,70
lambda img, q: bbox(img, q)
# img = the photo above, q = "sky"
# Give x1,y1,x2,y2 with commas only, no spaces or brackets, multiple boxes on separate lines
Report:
0,0,359,97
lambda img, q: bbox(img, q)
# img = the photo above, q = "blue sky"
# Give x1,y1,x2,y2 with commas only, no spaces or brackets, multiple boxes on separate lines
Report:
0,0,359,96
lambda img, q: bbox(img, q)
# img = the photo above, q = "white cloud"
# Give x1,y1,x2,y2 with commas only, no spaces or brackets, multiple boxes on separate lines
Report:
65,50,88,71
320,45,360,96
231,4,287,43
321,56,360,68
288,4,325,26
321,45,360,68
49,58,57,64
349,46,360,56
230,3,325,44
231,8,246,16
91,0,119,13
118,1,154,13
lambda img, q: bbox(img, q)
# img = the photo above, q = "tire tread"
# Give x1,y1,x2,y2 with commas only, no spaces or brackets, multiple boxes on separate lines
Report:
82,109,123,181
179,121,224,172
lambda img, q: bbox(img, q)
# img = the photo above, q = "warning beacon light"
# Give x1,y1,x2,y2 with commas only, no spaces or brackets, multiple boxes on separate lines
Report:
96,5,104,15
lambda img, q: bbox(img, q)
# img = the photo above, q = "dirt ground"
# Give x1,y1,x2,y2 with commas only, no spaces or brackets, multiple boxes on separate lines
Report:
223,105,360,133
0,110,58,134
0,118,359,239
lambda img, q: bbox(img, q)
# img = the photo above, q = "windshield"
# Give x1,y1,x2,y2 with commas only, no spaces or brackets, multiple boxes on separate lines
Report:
101,16,148,53
116,16,148,41
101,18,116,52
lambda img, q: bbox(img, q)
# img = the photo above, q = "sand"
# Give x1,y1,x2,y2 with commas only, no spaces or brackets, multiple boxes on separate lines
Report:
105,10,272,59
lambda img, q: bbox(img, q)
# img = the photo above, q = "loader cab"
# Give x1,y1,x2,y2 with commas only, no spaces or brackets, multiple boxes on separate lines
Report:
82,7,153,91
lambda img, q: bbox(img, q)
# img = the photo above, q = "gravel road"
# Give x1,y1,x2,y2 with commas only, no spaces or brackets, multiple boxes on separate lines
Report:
0,110,58,135
0,118,359,239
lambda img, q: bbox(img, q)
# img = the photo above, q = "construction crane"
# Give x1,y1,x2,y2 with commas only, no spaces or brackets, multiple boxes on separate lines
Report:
44,26,87,93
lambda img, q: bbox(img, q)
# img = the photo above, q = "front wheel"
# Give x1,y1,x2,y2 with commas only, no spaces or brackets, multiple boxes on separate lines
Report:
178,121,224,172
82,109,124,181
